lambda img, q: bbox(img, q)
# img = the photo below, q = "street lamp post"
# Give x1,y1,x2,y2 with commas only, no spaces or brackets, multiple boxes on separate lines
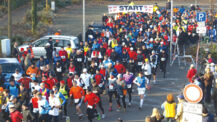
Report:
170,0,173,64
83,0,85,44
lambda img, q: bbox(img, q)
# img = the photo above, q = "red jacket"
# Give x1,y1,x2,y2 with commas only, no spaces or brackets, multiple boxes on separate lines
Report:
17,77,32,89
84,93,100,107
10,110,23,122
99,69,106,77
59,50,68,62
186,68,197,83
94,74,103,85
106,49,112,57
46,78,58,89
67,78,73,88
128,51,137,60
114,64,126,74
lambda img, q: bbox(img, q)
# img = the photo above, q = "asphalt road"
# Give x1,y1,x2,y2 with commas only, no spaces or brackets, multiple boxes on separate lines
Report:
64,62,203,122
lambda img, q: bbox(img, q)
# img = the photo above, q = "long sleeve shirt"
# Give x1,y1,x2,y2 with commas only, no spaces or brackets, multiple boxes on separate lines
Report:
38,98,50,115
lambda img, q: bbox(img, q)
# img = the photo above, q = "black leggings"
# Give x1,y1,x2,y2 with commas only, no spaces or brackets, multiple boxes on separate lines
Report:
97,95,104,114
87,107,97,122
127,88,132,103
64,100,68,115
108,91,120,106
117,95,126,108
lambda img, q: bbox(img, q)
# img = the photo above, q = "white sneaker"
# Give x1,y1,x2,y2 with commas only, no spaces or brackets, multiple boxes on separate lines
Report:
102,114,105,119
153,80,156,84
128,102,131,107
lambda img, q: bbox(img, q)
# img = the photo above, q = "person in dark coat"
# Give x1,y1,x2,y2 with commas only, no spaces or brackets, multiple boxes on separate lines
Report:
45,43,53,64
178,28,187,55
12,42,19,58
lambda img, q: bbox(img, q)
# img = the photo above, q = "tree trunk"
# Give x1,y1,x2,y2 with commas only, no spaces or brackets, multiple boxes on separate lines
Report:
31,0,37,33
8,0,11,39
46,0,49,10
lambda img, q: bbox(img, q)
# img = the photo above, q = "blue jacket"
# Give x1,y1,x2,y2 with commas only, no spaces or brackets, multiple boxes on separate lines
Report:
53,56,61,65
114,46,122,56
8,84,19,97
36,60,48,68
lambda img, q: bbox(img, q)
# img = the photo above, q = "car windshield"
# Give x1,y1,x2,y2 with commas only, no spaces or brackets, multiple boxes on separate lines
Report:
0,63,22,73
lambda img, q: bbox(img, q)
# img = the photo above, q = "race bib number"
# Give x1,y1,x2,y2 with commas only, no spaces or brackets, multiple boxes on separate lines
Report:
33,108,39,113
74,99,79,103
40,66,44,70
93,90,97,94
138,62,143,65
57,67,62,72
67,51,71,54
127,84,132,88
109,85,114,90
87,105,93,109
161,58,166,61
88,58,92,61
61,56,66,59
77,58,82,62
99,83,103,87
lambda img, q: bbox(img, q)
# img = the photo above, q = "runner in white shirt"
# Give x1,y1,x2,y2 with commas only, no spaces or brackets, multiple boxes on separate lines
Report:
142,58,152,84
12,68,22,81
30,79,40,93
80,68,91,90
49,90,61,122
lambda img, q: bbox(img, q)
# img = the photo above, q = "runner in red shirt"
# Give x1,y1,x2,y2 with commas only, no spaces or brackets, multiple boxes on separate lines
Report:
9,104,23,122
17,74,32,89
59,47,68,63
67,73,74,88
84,88,100,122
114,61,126,74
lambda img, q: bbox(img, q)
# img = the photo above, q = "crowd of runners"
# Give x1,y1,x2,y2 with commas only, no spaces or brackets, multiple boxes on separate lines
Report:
0,3,216,122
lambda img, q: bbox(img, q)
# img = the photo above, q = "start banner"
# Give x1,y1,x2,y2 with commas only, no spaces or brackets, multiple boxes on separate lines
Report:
108,5,153,14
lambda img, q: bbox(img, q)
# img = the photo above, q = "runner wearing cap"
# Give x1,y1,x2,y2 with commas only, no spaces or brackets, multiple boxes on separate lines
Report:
59,80,69,117
150,50,158,84
133,72,147,109
9,104,23,122
80,68,92,90
159,50,168,78
175,94,184,122
69,81,85,120
142,58,152,84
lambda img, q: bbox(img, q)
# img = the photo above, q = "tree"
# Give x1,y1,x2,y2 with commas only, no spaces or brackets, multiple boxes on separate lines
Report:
46,0,50,10
8,0,11,39
31,0,37,33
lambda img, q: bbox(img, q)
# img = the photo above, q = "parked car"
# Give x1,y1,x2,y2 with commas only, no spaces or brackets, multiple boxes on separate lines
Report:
0,58,24,87
18,35,79,59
